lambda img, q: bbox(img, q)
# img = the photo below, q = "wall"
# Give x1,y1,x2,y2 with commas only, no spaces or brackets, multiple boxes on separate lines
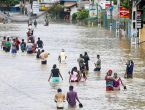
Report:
140,24,145,43
70,5,78,20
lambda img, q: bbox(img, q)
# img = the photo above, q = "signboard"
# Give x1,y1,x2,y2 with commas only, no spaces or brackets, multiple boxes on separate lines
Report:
105,4,110,13
89,5,97,19
84,4,89,10
106,6,113,19
119,6,130,22
33,1,39,14
113,5,118,20
27,4,32,15
136,10,143,29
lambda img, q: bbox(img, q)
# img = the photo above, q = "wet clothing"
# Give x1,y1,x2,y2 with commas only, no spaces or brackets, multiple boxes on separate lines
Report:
11,49,17,53
77,57,84,70
21,42,26,52
66,90,78,106
51,69,60,82
52,77,60,82
27,43,33,51
51,69,59,77
126,63,134,74
32,43,36,53
113,77,122,87
59,52,66,62
55,93,65,109
5,46,10,52
105,75,113,91
105,75,113,87
34,21,37,27
11,41,17,53
37,40,43,48
11,41,17,50
4,41,11,47
83,55,90,70
113,86,120,91
106,86,113,91
94,58,101,71
15,39,20,50
2,39,6,47
70,71,78,82
80,74,85,82
29,36,34,43
39,52,47,61
127,74,133,79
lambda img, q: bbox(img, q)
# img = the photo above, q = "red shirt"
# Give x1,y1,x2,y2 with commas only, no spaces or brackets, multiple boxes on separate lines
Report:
15,39,20,45
2,39,6,47
66,15,69,18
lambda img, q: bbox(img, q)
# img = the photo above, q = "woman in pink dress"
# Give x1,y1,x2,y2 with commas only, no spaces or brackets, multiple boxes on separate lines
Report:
79,70,87,82
69,67,79,82
113,73,125,91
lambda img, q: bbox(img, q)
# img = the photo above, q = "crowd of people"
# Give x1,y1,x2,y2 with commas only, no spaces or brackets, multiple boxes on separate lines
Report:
0,18,135,109
0,10,10,24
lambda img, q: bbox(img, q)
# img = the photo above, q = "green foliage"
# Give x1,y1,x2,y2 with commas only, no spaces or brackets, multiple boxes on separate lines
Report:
72,9,89,20
49,5,64,19
10,0,19,6
72,13,77,20
0,0,19,6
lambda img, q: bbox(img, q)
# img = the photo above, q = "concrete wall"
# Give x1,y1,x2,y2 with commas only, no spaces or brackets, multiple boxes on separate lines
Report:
70,5,78,20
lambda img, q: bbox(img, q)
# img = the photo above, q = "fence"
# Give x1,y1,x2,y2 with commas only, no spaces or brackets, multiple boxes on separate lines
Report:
103,13,116,29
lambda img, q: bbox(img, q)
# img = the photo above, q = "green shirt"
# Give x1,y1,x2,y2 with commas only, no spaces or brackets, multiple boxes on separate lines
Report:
77,57,84,67
4,41,11,46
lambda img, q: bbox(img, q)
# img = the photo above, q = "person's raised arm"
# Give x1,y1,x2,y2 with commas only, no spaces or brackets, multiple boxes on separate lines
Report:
48,72,53,82
58,71,63,80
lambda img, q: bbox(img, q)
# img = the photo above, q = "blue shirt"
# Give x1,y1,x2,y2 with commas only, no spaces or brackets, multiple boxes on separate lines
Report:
126,63,134,74
105,75,113,87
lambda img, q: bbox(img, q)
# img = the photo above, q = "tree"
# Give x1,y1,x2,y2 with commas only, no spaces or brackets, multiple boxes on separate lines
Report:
0,0,19,6
76,9,89,20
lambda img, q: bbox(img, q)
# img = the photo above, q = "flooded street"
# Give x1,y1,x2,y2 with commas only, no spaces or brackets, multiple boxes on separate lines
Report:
0,21,145,110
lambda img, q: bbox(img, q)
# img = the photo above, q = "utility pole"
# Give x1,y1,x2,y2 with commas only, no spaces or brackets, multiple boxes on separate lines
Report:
98,0,101,28
116,0,120,34
110,0,112,31
131,0,137,44
24,0,26,15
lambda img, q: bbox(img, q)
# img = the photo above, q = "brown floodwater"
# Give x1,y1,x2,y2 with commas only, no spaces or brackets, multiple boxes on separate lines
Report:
0,20,145,110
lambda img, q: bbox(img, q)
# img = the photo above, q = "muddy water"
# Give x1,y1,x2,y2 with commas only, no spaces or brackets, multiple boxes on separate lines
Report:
0,22,145,110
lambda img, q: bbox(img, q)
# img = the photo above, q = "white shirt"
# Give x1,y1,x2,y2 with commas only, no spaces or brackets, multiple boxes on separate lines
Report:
27,43,33,51
60,52,66,61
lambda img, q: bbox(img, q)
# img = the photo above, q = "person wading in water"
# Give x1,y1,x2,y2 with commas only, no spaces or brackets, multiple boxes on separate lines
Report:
83,52,90,70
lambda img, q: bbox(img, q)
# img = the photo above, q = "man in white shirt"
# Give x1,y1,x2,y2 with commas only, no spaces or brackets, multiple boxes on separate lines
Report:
58,49,67,63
